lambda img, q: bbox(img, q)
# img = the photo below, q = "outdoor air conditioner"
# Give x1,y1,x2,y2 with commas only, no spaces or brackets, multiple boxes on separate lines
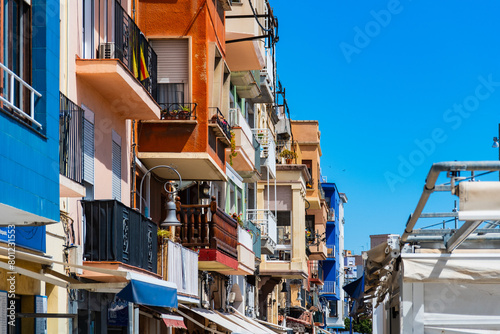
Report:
99,43,115,59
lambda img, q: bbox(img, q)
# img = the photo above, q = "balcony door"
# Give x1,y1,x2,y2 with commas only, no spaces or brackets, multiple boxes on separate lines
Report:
3,0,31,112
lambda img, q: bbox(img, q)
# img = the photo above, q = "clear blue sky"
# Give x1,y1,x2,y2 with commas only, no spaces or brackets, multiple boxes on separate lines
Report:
271,0,500,254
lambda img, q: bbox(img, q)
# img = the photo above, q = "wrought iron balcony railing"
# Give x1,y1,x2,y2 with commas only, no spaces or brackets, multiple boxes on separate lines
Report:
208,107,232,141
86,1,157,99
160,103,197,120
59,93,83,184
82,200,158,273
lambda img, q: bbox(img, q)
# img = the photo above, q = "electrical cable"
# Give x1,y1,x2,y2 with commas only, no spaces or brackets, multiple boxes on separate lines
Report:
248,0,272,32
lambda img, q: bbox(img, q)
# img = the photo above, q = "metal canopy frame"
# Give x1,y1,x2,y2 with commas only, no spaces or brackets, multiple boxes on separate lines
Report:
401,161,500,252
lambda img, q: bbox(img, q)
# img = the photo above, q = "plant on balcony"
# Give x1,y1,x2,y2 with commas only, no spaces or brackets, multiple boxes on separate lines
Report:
279,148,297,163
232,213,244,229
161,106,191,120
157,229,172,244
229,131,238,166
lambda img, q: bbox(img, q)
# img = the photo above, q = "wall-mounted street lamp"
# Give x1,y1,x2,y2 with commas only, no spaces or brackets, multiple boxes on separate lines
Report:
199,181,211,199
492,137,499,149
138,165,182,227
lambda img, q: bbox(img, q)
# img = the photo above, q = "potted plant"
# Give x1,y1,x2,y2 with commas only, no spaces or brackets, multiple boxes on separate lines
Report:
279,149,297,164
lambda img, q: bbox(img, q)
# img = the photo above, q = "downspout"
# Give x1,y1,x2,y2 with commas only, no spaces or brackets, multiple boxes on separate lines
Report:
401,161,500,243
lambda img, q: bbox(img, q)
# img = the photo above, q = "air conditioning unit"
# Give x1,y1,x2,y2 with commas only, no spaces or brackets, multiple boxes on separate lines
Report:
68,245,83,275
99,43,115,59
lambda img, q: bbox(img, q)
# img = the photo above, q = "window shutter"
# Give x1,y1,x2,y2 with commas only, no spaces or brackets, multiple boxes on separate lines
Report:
152,40,188,83
82,118,94,184
112,140,121,200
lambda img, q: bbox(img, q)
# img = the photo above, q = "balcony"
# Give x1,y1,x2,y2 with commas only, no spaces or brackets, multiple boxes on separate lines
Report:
160,103,197,120
137,111,228,180
221,226,256,276
0,62,42,130
246,209,277,255
231,70,261,99
59,93,86,197
158,240,199,303
308,241,327,261
309,261,324,285
252,49,275,103
81,200,158,277
244,220,261,258
225,0,270,71
76,0,160,120
320,281,337,298
276,140,299,165
176,198,238,272
326,244,336,259
252,128,276,179
227,109,259,181
209,107,232,144
327,209,336,223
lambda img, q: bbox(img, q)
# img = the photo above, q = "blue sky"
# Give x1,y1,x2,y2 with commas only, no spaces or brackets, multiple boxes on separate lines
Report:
272,0,500,253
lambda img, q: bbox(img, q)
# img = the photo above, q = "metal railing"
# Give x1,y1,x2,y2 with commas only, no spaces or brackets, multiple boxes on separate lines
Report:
310,261,324,281
252,128,276,174
0,62,42,128
243,220,261,258
114,1,157,98
208,107,231,141
229,108,253,142
246,209,277,245
160,103,197,120
321,281,336,295
276,139,297,164
82,200,158,273
318,181,325,199
59,93,84,184
326,244,336,258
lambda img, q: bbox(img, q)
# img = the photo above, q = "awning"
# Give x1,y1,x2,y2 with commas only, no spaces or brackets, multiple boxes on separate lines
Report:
285,316,311,326
117,278,178,308
221,308,273,334
315,326,331,334
162,314,187,329
343,275,365,317
254,318,292,333
181,305,251,333
0,245,179,306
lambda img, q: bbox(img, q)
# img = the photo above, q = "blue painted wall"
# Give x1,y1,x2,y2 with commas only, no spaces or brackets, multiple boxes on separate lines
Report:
0,0,60,252
321,183,341,300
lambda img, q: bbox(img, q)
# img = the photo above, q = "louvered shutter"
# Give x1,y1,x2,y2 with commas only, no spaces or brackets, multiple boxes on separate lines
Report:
82,118,94,184
112,140,121,200
152,39,189,83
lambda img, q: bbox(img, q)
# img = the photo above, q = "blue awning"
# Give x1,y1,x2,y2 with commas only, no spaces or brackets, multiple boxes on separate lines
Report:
343,275,365,317
117,279,178,308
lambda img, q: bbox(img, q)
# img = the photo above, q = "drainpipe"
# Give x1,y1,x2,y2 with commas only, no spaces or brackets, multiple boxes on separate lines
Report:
401,161,500,243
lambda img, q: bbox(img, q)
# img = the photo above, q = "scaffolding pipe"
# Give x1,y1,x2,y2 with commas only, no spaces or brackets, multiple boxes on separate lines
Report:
401,161,500,243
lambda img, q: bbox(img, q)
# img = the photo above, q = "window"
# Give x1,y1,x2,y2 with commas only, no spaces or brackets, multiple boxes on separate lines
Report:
152,40,189,106
3,0,36,125
328,300,338,317
276,211,291,246
112,131,121,201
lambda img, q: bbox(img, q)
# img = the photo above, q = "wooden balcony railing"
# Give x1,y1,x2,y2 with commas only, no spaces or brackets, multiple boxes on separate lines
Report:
175,197,238,259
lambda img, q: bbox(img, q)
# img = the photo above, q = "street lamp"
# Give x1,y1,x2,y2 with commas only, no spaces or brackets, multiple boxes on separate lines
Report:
138,165,182,227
